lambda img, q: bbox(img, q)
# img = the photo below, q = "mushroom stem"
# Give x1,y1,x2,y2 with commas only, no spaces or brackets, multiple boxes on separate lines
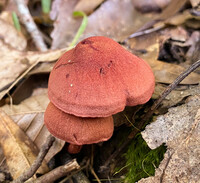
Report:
67,144,82,154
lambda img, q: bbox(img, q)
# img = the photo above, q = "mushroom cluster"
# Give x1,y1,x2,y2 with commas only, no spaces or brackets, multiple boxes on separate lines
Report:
44,36,155,153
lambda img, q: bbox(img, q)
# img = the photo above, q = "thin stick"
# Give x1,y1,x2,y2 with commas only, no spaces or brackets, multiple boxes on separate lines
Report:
14,0,47,51
100,59,200,172
90,166,101,183
31,159,80,183
127,24,164,39
130,59,200,137
160,151,173,183
12,135,55,183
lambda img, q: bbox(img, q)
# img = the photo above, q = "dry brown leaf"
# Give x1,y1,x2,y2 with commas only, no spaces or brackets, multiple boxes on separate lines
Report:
50,0,80,49
84,0,146,41
166,10,195,26
0,109,49,179
11,112,65,163
153,84,200,108
129,32,200,84
0,40,27,92
2,93,49,115
0,12,27,51
0,43,66,100
132,0,170,13
143,44,200,84
1,93,65,162
135,0,188,32
158,0,188,20
74,0,105,15
50,0,152,48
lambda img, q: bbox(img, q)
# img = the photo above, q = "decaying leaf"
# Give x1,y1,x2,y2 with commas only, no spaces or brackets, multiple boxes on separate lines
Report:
2,94,49,115
74,0,105,15
140,95,200,182
0,44,66,100
132,0,171,13
1,92,65,162
0,12,26,51
153,84,200,109
129,33,200,84
138,44,200,84
156,0,188,20
0,110,49,179
50,0,152,48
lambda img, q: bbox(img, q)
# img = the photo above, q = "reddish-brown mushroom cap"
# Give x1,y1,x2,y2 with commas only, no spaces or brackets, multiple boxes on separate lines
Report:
44,102,114,145
48,36,155,117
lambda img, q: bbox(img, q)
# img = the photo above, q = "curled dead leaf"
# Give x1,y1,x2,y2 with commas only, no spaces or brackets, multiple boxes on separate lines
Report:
1,93,65,162
0,110,49,179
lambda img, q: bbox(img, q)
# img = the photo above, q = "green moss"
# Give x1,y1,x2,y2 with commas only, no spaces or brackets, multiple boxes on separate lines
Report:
124,134,166,183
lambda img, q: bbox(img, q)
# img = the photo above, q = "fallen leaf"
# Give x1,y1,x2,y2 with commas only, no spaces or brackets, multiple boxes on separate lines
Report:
146,47,200,84
74,0,105,15
129,33,200,84
153,84,200,109
140,94,200,182
0,109,49,179
2,93,49,115
0,12,27,51
1,92,65,162
50,0,80,49
132,0,170,13
50,0,152,48
11,112,65,163
0,43,66,100
158,0,188,20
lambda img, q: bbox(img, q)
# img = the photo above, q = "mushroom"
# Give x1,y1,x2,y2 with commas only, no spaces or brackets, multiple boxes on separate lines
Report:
45,36,155,153
44,102,113,154
48,36,155,118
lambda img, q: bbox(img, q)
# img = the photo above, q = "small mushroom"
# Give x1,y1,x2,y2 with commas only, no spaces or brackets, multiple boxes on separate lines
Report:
48,36,155,118
45,36,155,153
44,102,114,154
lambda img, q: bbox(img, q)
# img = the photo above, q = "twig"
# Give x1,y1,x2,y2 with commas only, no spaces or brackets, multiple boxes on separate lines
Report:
126,24,164,39
29,159,80,183
58,161,90,183
90,166,101,183
14,0,47,51
12,135,55,183
99,59,200,172
129,59,200,138
160,151,173,183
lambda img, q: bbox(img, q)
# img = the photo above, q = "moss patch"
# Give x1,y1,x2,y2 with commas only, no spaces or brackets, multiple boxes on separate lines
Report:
124,134,166,183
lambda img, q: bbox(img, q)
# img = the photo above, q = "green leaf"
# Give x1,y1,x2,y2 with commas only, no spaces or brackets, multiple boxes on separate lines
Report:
41,0,51,14
69,11,88,48
12,12,21,32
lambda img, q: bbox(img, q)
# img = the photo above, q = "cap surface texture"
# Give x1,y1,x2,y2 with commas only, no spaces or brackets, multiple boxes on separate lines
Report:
48,36,155,117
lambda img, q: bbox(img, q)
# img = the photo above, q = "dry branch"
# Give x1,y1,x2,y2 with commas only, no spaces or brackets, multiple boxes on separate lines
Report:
14,0,47,51
12,135,55,183
29,159,80,183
